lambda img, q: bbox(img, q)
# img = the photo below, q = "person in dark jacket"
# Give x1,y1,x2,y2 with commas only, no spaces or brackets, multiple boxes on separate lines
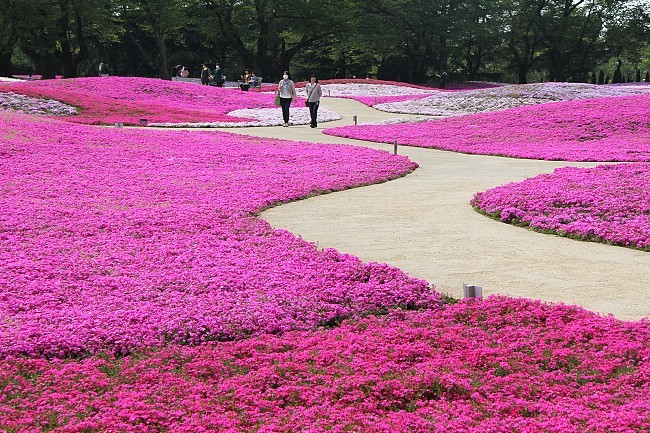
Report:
201,64,210,85
99,62,109,76
212,64,223,87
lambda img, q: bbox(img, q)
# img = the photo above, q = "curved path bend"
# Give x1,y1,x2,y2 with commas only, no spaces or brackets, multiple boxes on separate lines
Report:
217,97,650,321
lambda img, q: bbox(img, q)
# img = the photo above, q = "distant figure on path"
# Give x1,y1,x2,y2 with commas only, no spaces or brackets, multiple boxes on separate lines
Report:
439,70,448,89
181,67,189,78
277,70,296,127
99,62,109,77
305,74,323,128
212,64,223,87
201,64,210,85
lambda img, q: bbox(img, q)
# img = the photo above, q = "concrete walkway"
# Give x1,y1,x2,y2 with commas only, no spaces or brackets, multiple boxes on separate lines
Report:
218,97,650,321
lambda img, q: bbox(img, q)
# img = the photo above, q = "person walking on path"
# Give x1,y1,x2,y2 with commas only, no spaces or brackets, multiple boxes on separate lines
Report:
201,64,211,85
278,71,296,127
213,64,223,87
305,74,323,128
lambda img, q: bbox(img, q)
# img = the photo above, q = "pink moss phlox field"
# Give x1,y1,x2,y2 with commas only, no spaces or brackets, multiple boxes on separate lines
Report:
294,78,441,90
0,112,438,357
472,163,650,250
294,78,499,91
2,297,649,432
0,77,278,125
325,95,650,162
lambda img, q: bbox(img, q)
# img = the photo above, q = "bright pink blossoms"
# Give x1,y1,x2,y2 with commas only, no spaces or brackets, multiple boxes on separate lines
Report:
324,95,650,162
1,297,649,432
0,77,277,125
0,112,438,357
472,163,650,250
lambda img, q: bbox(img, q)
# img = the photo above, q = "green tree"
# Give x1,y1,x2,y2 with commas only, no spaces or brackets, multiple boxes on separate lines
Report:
203,0,347,82
118,0,190,79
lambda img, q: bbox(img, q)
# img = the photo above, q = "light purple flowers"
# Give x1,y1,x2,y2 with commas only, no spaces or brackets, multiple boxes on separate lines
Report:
0,91,78,116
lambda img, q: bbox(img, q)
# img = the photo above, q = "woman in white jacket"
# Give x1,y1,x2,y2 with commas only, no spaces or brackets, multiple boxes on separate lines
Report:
277,71,297,126
305,74,323,128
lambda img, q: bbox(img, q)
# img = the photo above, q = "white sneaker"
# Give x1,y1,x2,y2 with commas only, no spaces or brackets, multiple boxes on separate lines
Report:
283,122,288,127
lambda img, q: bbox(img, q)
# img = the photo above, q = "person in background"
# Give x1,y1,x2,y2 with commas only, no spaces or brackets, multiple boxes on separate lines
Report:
240,69,251,91
201,64,210,85
305,74,323,128
213,64,223,87
181,67,189,78
99,62,109,77
277,70,296,127
439,70,448,89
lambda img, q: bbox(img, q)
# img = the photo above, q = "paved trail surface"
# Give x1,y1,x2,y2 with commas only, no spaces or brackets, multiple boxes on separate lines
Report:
185,97,650,321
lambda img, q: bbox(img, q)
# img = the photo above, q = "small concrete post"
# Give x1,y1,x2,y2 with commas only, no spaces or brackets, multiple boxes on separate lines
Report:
393,141,398,155
114,122,123,128
353,115,358,125
463,283,483,299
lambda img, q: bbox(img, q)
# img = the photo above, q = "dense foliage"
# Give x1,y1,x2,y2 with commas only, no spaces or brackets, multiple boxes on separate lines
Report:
2,0,649,83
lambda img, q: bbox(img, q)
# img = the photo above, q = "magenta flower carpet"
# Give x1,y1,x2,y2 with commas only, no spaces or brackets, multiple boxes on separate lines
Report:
2,83,650,432
2,298,649,432
0,112,438,357
324,95,650,161
472,163,650,250
0,77,277,125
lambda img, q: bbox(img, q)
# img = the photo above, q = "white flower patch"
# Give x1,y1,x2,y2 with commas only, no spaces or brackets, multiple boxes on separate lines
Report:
375,82,650,116
358,117,430,125
297,83,438,98
149,107,341,127
0,92,78,116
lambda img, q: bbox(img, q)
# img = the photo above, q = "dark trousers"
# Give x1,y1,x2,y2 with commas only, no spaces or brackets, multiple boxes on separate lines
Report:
308,101,319,127
280,97,292,123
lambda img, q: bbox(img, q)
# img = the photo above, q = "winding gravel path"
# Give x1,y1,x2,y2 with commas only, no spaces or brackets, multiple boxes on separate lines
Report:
206,97,650,321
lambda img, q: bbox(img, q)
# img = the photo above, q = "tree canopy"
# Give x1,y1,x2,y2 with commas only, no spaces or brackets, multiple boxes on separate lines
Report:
2,0,649,83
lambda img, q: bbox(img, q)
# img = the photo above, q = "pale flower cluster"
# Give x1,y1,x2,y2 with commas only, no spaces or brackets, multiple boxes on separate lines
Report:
375,82,650,116
150,107,341,127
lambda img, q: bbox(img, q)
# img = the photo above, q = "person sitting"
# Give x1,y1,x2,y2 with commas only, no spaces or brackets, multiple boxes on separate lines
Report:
239,69,251,91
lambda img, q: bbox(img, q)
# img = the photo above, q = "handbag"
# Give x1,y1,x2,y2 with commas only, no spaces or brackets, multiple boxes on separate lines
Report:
274,91,281,106
305,84,316,107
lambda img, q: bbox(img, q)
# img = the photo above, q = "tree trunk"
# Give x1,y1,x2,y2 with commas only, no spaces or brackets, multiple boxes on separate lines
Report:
0,49,13,77
517,61,528,84
153,23,169,79
57,0,77,77
438,35,448,74
41,53,58,79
